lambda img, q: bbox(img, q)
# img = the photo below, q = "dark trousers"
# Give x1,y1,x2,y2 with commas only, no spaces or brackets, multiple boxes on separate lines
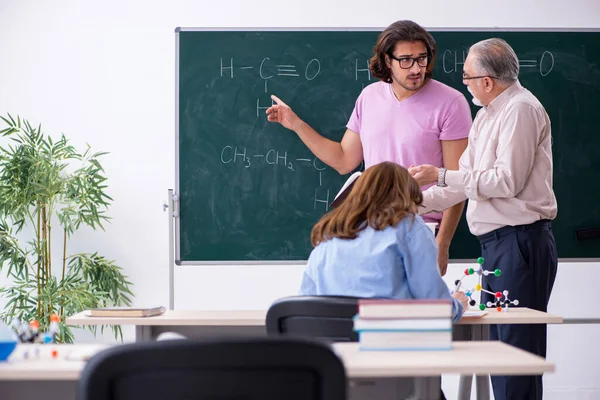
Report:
478,219,557,400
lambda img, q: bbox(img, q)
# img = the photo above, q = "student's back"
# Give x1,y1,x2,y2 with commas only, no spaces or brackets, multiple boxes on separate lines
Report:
299,162,467,323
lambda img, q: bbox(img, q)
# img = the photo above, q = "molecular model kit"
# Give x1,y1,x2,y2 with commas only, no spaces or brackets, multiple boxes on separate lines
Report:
11,314,60,344
453,257,519,312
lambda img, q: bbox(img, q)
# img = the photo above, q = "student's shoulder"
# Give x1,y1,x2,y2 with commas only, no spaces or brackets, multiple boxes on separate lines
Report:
307,239,327,266
394,215,431,240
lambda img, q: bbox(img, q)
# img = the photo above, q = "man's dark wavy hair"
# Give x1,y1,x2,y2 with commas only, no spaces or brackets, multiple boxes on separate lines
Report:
369,20,437,83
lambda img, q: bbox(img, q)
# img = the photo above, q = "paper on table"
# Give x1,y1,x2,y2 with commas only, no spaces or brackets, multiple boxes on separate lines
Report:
65,345,108,361
462,310,488,318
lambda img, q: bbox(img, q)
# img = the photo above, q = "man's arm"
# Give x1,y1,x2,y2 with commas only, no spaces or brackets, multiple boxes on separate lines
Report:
415,136,473,215
434,94,471,243
419,186,468,216
266,95,363,174
444,103,543,199
435,138,468,275
430,94,471,274
295,123,364,174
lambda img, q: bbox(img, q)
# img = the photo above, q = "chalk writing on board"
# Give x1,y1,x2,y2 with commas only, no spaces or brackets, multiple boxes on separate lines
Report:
221,57,322,113
220,145,334,173
220,145,335,211
305,59,321,80
441,50,465,74
315,189,330,210
441,50,555,76
540,51,554,77
220,57,321,81
220,145,296,171
257,97,275,117
355,59,372,81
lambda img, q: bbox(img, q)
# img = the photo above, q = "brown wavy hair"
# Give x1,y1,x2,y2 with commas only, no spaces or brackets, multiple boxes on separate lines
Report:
311,162,423,246
369,20,437,84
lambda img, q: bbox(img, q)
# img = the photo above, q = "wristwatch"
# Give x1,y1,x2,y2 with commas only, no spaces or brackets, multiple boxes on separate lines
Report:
437,167,448,187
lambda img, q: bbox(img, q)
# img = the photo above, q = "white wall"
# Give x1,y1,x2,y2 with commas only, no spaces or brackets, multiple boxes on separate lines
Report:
1,0,600,398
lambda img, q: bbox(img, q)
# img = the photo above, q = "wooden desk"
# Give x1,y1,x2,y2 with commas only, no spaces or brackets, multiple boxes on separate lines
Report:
459,307,562,325
334,341,554,377
0,344,108,400
0,344,109,380
66,307,562,341
336,340,555,400
67,310,267,341
67,310,267,327
453,308,562,400
66,307,562,400
0,341,553,400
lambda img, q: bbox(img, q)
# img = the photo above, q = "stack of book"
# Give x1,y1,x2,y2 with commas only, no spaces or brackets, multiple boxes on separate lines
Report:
353,299,453,351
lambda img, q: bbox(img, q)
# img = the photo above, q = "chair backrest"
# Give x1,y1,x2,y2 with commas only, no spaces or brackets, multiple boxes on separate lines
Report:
266,295,360,342
77,336,346,400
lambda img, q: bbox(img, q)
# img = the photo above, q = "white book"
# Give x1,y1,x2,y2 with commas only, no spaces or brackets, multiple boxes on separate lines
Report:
329,171,362,208
359,330,452,351
353,316,452,331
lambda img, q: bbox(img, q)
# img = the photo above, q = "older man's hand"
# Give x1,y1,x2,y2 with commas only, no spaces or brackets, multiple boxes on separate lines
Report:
408,164,439,187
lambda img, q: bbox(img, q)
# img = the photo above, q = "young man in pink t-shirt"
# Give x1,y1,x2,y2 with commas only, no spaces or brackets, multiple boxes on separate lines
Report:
266,20,472,276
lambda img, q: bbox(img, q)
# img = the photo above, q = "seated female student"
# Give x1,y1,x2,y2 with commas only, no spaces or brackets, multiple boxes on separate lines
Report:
299,161,468,324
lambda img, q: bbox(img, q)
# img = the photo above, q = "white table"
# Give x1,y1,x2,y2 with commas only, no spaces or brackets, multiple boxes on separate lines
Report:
0,341,553,400
453,307,562,400
66,307,563,400
66,307,562,340
68,309,267,341
335,341,553,377
0,344,108,400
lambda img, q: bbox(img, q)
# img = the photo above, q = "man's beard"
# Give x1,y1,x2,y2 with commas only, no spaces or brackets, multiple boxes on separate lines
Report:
392,71,425,92
468,86,483,107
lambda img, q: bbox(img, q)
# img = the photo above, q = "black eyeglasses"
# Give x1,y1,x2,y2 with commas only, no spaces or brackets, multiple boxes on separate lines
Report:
388,54,429,69
462,74,499,81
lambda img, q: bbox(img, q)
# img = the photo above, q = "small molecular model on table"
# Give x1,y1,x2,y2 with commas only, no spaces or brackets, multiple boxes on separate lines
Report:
453,257,519,312
10,314,60,344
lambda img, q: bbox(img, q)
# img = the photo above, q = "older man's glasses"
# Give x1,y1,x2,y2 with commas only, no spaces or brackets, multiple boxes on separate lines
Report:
389,54,429,69
462,74,499,81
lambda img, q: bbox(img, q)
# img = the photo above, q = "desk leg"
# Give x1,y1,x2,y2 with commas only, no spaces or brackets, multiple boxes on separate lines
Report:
455,325,473,400
414,377,442,400
456,324,491,400
476,375,491,400
1,381,76,400
457,375,473,400
348,377,440,400
474,324,491,400
135,325,153,341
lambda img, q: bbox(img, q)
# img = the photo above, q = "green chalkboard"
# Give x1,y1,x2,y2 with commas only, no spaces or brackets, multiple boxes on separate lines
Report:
175,28,600,263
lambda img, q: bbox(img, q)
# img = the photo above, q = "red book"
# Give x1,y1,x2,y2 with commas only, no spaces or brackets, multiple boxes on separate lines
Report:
358,299,452,319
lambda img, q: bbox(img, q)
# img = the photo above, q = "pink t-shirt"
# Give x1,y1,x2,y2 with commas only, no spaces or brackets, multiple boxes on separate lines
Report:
347,79,472,225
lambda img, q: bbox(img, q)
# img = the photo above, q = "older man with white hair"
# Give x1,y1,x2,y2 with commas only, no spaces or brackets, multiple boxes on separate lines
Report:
409,38,557,400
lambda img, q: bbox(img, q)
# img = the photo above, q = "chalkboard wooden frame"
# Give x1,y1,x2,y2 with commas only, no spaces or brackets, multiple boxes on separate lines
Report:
174,27,600,265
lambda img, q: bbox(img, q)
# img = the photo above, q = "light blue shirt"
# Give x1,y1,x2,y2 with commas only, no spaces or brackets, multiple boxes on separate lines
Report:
299,215,464,323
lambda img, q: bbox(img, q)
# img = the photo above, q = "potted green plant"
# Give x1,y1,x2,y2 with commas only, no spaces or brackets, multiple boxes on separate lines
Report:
0,114,133,343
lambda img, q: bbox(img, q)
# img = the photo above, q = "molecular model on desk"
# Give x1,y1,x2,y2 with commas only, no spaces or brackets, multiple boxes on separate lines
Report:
10,314,60,344
453,257,519,312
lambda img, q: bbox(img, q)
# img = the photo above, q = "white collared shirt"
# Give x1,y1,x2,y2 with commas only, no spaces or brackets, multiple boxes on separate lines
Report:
420,81,558,236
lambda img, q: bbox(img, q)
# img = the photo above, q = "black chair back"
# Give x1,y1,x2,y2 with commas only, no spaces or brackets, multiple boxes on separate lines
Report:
77,336,346,400
266,295,360,342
